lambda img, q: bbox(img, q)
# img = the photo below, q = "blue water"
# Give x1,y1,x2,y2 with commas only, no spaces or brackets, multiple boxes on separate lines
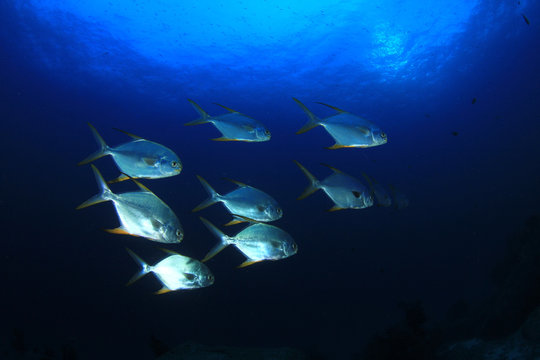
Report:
1,0,540,359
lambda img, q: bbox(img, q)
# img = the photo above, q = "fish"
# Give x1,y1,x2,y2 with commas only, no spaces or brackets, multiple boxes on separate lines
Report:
76,165,183,243
200,216,297,268
192,175,282,225
361,173,392,207
293,160,373,211
126,248,214,293
185,99,271,142
78,123,182,183
522,14,530,25
389,185,409,210
293,98,387,149
471,97,477,104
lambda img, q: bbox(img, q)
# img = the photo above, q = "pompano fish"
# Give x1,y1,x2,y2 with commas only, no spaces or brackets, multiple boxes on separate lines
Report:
185,99,271,142
192,175,282,225
361,173,392,207
79,123,182,183
200,216,297,268
389,185,409,210
77,165,183,243
293,160,373,211
126,248,214,294
293,98,387,149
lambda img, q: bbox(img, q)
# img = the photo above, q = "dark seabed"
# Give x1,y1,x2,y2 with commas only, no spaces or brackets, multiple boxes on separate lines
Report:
1,0,540,359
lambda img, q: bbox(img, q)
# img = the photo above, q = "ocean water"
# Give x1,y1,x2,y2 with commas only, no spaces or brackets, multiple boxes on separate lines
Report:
1,0,540,359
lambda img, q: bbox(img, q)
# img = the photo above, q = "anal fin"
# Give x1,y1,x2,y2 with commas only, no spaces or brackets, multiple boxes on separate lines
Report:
107,174,130,184
104,227,137,236
327,206,346,212
237,259,262,268
212,137,242,142
155,287,173,295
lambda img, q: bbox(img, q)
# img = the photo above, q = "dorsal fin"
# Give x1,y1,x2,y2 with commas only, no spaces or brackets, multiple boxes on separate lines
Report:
320,163,344,174
213,103,240,113
315,102,348,113
160,248,181,255
223,177,249,187
121,172,154,193
112,128,144,140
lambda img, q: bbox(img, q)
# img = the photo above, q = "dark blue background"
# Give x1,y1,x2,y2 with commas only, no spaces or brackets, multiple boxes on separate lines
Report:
1,0,539,359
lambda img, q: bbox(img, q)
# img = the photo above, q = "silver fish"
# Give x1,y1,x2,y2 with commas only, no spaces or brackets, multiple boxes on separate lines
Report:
77,165,183,243
79,123,182,183
293,160,373,211
361,173,392,207
185,99,271,142
126,248,214,294
192,175,282,225
293,98,387,149
389,185,409,210
200,217,297,268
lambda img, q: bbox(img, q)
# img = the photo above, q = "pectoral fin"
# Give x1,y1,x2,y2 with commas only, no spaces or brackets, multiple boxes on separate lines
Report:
143,157,158,166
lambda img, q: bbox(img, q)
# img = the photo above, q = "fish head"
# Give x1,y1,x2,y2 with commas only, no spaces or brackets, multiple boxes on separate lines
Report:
262,201,283,221
350,189,374,209
281,239,298,258
370,128,388,146
254,126,271,141
185,263,215,288
160,223,184,243
156,154,183,176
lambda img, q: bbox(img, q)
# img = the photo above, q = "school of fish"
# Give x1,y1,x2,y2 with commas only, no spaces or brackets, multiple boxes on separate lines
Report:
76,99,408,294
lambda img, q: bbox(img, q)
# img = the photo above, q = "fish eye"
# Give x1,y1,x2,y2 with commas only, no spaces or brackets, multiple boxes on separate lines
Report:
381,132,387,138
176,229,181,237
277,208,282,214
292,243,298,251
265,130,270,135
171,161,179,168
352,191,361,198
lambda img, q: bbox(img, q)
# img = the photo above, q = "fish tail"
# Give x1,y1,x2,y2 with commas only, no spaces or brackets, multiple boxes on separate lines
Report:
76,164,115,210
192,175,221,212
293,97,321,134
293,160,321,200
125,248,152,286
199,217,231,262
78,123,111,165
185,99,212,126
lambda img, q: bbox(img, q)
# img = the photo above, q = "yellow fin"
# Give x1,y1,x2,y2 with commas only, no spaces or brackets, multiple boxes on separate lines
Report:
315,102,347,113
230,214,262,224
237,259,262,268
224,219,245,226
160,248,181,255
120,173,154,193
213,103,240,113
326,144,358,150
113,128,143,139
104,227,135,236
212,137,242,142
155,288,172,295
107,174,130,184
320,163,344,174
327,206,346,212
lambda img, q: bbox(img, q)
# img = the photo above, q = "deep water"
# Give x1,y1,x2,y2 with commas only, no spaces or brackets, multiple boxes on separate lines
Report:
1,0,540,359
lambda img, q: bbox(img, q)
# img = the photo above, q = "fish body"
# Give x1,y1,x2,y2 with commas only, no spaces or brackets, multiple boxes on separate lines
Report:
362,173,392,207
200,217,297,267
293,98,387,149
77,165,183,243
126,248,214,293
185,99,270,142
79,123,182,183
193,176,282,224
294,161,373,211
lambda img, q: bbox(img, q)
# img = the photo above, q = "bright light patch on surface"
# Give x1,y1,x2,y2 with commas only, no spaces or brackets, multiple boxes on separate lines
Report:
12,0,488,100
